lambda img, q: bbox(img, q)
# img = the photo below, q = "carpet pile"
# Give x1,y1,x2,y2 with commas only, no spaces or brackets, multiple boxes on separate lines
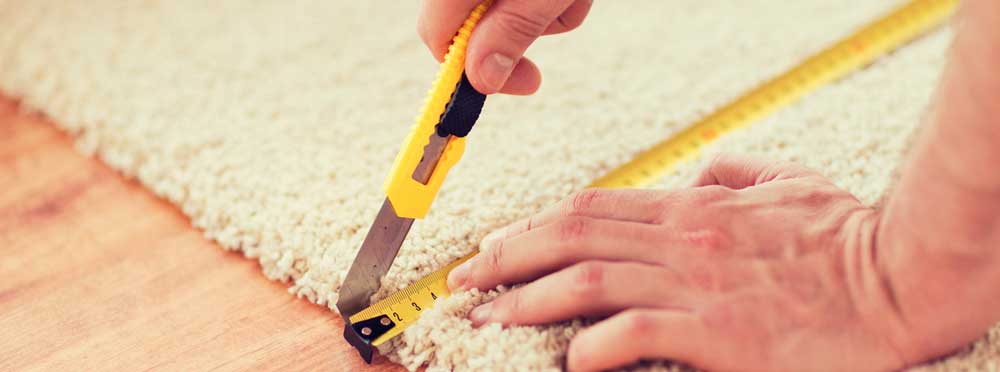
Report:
1,0,996,370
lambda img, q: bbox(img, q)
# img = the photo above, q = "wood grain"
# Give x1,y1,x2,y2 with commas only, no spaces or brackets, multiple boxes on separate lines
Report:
0,96,405,372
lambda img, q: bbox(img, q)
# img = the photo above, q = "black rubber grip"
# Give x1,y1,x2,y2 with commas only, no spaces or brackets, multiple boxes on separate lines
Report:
435,72,486,138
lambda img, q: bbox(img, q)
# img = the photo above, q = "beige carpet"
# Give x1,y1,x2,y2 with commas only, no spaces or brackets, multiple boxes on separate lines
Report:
1,0,997,370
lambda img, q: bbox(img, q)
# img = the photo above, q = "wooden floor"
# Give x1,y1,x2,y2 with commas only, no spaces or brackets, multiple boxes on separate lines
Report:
0,96,404,371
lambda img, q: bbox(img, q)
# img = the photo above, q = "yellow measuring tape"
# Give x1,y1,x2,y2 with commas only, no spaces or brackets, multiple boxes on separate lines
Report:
350,0,957,347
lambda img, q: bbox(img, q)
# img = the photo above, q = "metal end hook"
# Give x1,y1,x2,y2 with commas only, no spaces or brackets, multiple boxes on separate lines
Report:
341,315,396,364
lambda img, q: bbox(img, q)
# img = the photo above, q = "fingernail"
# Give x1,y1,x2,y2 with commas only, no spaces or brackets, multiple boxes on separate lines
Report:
478,53,515,93
469,302,493,327
448,261,470,290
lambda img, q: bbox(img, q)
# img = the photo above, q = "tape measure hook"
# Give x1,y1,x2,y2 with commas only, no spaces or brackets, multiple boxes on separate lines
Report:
344,315,397,363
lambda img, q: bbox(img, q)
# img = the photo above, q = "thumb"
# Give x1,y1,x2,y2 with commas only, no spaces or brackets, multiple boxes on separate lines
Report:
691,154,820,189
465,0,582,94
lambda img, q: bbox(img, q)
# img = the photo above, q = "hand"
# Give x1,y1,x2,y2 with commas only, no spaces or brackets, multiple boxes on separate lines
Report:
447,154,923,372
417,0,593,95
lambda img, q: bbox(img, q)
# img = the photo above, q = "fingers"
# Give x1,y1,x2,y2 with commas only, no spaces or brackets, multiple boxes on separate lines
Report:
484,188,667,245
692,153,820,189
497,56,541,95
418,0,591,94
449,189,696,290
417,0,483,61
567,309,710,372
468,261,695,326
543,0,593,35
465,0,582,94
492,0,589,95
449,216,669,290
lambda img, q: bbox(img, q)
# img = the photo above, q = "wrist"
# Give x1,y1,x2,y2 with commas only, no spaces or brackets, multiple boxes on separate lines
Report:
838,209,918,369
872,202,1000,365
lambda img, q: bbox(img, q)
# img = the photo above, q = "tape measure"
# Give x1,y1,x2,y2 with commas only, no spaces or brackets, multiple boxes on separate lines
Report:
348,0,957,347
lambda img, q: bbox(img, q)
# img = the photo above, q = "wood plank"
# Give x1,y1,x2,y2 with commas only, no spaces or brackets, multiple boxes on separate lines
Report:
0,96,405,372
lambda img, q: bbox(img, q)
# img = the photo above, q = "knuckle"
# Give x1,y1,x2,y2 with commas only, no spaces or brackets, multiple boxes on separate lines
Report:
565,189,601,216
681,185,734,209
500,290,524,317
494,6,551,42
569,261,606,297
706,153,730,171
619,310,656,334
555,15,583,30
557,217,590,243
799,188,836,206
555,7,586,30
523,214,536,232
782,161,822,179
682,227,729,252
702,153,736,178
792,181,845,206
485,241,505,274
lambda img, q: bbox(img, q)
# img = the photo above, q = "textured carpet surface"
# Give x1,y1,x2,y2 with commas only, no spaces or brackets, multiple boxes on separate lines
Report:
1,0,997,370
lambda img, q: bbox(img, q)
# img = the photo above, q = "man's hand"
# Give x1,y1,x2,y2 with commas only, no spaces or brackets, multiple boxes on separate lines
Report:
417,0,592,95
447,155,921,372
432,0,1000,370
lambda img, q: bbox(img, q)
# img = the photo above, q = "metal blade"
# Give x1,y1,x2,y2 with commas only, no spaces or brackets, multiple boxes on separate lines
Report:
337,132,451,318
336,198,415,315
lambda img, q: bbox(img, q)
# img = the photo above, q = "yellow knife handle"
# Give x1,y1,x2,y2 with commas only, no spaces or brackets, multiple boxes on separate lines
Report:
383,1,492,219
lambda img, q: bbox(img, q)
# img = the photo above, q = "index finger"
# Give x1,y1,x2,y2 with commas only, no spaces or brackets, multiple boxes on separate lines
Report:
417,0,483,61
468,261,692,327
479,188,668,249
